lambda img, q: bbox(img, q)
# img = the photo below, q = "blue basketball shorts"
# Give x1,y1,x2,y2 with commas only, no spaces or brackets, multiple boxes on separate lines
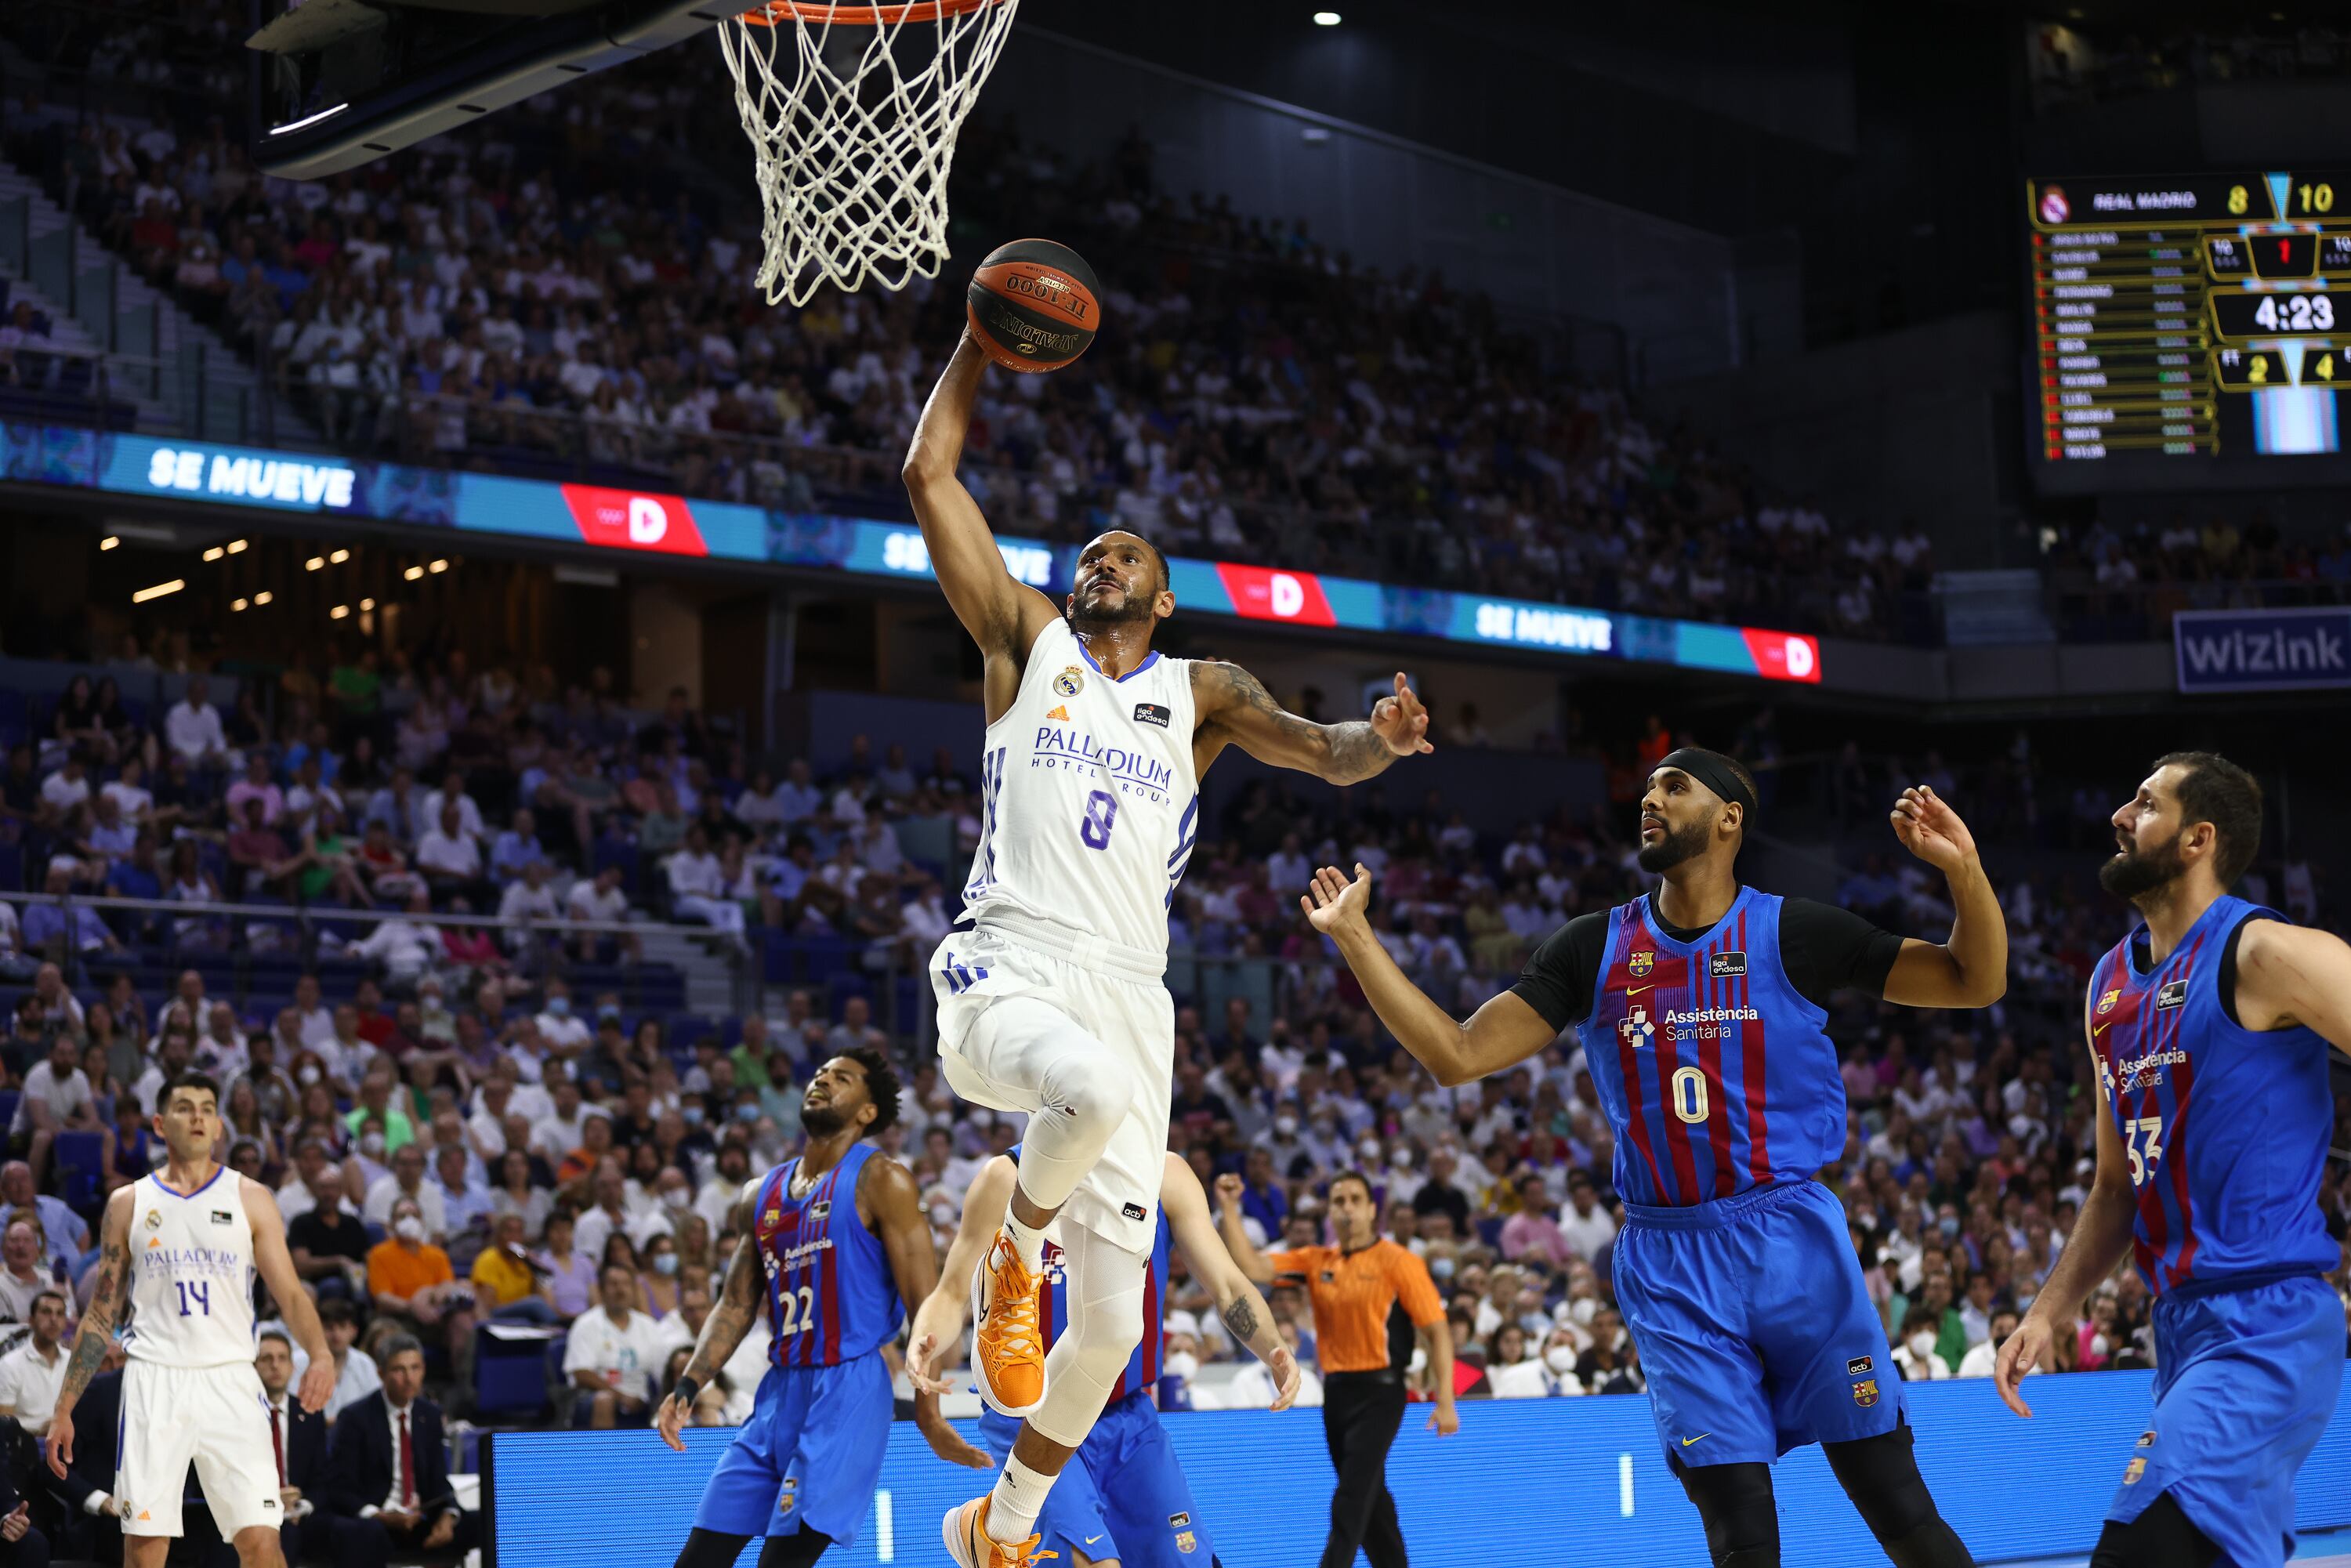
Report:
979,1391,1214,1566
2106,1272,2345,1568
694,1353,892,1548
1614,1178,1902,1467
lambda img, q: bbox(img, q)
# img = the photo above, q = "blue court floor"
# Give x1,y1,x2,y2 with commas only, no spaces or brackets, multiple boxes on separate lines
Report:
2016,1528,2351,1566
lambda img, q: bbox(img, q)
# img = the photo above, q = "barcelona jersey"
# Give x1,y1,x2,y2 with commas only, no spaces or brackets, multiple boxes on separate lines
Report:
753,1143,904,1366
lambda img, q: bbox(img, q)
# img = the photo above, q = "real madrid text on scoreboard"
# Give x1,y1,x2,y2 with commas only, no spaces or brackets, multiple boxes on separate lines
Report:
2024,172,2351,493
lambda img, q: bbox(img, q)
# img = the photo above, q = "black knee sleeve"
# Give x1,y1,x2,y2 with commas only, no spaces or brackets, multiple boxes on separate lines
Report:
1822,1420,1972,1566
756,1527,835,1568
2087,1494,2220,1568
1672,1458,1780,1568
673,1527,752,1568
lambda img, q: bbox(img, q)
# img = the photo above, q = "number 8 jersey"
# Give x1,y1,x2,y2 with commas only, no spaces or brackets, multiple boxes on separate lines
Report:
125,1168,259,1367
961,618,1199,958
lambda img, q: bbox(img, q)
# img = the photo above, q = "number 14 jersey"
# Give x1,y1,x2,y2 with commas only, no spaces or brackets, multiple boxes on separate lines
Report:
962,618,1199,958
126,1168,259,1367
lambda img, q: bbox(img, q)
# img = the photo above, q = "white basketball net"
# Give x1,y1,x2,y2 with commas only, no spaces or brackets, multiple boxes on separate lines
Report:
718,0,1020,307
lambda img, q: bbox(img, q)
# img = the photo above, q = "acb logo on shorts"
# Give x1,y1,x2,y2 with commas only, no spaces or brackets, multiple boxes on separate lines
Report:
1052,667,1086,698
1628,951,1654,979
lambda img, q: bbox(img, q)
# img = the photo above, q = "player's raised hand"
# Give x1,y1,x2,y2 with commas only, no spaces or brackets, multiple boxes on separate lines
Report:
1267,1341,1303,1412
1994,1311,2056,1418
1890,785,1979,875
1370,672,1435,757
904,1328,958,1397
296,1352,336,1414
1299,864,1375,936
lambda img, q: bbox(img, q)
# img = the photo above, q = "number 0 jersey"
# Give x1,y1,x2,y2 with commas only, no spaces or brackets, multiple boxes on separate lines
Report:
1573,889,1846,1208
962,617,1199,958
2087,894,2337,1297
752,1144,904,1368
126,1167,259,1368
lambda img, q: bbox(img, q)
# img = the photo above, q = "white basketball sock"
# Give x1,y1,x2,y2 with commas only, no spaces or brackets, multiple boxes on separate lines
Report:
987,1454,1053,1544
1001,1210,1047,1273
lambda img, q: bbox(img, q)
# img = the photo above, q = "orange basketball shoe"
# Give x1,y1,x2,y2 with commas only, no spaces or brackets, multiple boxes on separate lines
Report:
943,1497,1057,1568
969,1230,1046,1416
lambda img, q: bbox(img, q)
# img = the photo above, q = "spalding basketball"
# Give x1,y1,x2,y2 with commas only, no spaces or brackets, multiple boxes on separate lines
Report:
967,238,1101,373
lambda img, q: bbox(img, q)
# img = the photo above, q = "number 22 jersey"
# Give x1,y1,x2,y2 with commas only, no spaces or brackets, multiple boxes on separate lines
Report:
961,617,1199,958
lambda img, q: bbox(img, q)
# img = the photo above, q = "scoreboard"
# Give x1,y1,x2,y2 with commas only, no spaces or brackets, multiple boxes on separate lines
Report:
2023,172,2351,493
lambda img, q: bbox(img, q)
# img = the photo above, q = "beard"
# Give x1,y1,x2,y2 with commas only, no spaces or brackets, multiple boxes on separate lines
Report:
2099,827,2189,900
1636,817,1711,875
801,1101,851,1137
1069,581,1157,627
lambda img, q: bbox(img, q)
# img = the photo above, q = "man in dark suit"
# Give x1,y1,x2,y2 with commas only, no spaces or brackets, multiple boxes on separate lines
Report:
0,1396,49,1568
325,1334,473,1565
255,1327,369,1566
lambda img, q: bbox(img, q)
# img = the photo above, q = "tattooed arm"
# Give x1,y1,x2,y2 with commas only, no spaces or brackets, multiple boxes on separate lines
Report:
1163,1155,1301,1409
45,1186,132,1478
1191,663,1432,784
654,1184,763,1451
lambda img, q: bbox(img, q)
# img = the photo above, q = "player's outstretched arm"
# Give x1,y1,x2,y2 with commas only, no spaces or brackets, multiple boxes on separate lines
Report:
1192,666,1431,784
907,1155,1016,1396
45,1186,132,1479
1165,1157,1299,1410
1997,992,2136,1418
867,1156,992,1471
1882,786,2009,1009
2235,919,2351,1048
1211,1174,1276,1287
1303,864,1556,1086
903,330,1061,676
657,1190,764,1452
247,1181,336,1410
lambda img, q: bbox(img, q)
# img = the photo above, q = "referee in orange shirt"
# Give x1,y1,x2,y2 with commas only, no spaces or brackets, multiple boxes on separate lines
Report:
1219,1170,1456,1568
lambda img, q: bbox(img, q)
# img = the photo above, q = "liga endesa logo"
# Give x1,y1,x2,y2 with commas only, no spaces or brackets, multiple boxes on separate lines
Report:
557,485,710,556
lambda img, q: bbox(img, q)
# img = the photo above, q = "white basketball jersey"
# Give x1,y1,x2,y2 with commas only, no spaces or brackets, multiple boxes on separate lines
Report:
962,618,1200,958
125,1169,259,1368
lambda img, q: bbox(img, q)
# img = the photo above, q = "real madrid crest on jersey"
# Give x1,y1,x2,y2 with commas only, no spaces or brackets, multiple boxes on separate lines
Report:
1052,666,1085,697
1628,950,1654,979
147,1209,161,1229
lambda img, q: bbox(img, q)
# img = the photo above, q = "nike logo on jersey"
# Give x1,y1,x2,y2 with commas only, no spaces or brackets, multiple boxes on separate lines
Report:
1086,1537,1105,1546
1626,983,1654,995
1680,1433,1709,1447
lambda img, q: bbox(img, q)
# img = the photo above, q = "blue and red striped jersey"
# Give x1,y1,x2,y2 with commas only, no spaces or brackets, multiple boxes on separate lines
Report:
753,1143,904,1367
2087,894,2335,1298
1574,889,1843,1208
1014,1145,1171,1401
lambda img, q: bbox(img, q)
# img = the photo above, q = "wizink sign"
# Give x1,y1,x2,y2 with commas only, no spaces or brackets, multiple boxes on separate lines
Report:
2174,607,2351,693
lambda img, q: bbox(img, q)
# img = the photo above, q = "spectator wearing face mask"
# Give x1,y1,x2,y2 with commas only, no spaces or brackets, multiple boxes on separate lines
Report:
1890,1306,1953,1380
1955,1309,2017,1379
1536,1327,1587,1395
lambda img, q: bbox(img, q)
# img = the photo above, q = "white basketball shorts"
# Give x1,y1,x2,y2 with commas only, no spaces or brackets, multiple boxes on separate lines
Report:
930,917,1173,1255
118,1360,281,1539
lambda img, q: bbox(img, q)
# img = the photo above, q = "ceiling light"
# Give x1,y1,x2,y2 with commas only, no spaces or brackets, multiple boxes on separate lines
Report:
132,579,186,604
306,556,324,571
203,546,224,562
404,566,425,581
100,536,119,551
330,548,350,563
231,597,249,613
331,604,350,620
1313,9,1341,23
228,538,248,554
255,591,273,606
360,597,375,612
428,559,449,574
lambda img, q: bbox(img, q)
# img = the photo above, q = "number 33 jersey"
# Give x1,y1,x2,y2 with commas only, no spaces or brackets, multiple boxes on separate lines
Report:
962,617,1200,958
125,1168,259,1367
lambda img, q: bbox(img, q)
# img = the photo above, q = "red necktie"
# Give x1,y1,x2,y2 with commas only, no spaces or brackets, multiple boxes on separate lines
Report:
398,1410,415,1508
270,1405,285,1486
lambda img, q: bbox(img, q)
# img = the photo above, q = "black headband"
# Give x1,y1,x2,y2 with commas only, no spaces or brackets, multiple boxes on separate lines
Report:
1656,748,1755,820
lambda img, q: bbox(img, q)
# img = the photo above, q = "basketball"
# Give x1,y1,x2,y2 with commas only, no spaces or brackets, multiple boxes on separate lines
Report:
966,238,1102,373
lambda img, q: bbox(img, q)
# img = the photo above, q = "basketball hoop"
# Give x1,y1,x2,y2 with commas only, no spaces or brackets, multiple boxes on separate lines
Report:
718,0,1019,307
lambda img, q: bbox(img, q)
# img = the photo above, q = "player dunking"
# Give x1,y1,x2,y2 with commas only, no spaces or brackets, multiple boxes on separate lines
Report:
900,326,1432,1568
45,1070,335,1568
1301,749,2004,1567
656,1049,990,1568
1998,753,2351,1568
909,1147,1300,1568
